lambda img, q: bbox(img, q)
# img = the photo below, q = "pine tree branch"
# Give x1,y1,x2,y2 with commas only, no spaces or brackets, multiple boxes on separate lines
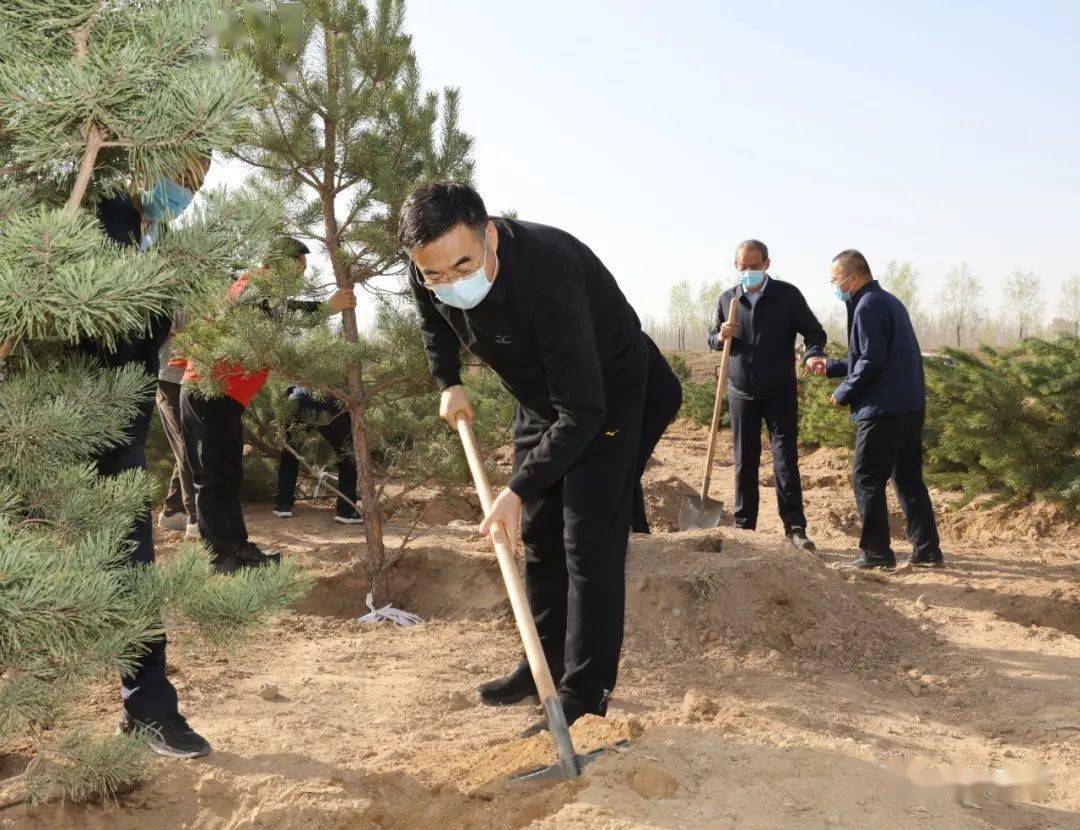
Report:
364,373,411,399
336,186,373,238
71,1,105,66
268,100,324,189
63,123,105,217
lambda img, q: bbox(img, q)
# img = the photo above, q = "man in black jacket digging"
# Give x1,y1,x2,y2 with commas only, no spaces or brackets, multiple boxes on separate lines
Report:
810,249,944,570
708,239,827,551
400,181,678,732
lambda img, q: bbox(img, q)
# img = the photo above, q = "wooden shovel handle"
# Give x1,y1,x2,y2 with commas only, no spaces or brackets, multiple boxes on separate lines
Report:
700,297,739,500
455,415,559,703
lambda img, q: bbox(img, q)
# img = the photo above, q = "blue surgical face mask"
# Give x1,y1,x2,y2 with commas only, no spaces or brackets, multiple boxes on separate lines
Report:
142,176,194,223
739,269,765,290
833,274,854,302
430,242,494,310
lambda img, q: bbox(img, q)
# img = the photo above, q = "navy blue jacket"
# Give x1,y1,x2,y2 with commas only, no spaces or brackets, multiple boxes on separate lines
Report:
826,280,925,420
708,278,827,401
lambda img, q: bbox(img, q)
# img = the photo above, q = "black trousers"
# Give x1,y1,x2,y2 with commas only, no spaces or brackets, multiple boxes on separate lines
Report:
95,393,180,721
852,410,942,563
275,388,359,518
631,334,683,533
180,390,248,558
515,378,646,715
728,392,807,532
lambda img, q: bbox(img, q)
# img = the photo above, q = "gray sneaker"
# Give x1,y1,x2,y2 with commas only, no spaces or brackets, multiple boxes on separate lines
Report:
785,526,816,552
158,511,189,532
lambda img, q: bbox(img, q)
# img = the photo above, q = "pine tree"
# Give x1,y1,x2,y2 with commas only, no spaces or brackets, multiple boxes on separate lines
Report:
0,0,310,803
191,0,474,607
924,339,1080,510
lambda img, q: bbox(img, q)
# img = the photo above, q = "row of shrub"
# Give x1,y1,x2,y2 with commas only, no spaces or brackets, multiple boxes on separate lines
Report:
673,337,1080,513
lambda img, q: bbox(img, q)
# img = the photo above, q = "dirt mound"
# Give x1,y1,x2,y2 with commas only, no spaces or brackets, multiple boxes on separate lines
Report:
295,536,508,621
383,487,483,526
935,495,1080,549
639,476,699,532
622,534,925,675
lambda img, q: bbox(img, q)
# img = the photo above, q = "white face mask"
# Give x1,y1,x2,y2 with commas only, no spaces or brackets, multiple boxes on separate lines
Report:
428,242,494,310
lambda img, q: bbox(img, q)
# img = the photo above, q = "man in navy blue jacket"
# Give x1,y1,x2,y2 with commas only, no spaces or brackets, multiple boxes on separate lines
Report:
812,249,944,569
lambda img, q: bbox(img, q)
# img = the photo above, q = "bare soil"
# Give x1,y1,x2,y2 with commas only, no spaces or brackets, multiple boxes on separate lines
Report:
3,407,1079,829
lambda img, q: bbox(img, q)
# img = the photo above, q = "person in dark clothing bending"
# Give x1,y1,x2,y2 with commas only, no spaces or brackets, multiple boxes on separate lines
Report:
273,385,363,524
809,249,944,570
707,239,827,550
81,157,212,759
180,239,356,572
400,181,675,732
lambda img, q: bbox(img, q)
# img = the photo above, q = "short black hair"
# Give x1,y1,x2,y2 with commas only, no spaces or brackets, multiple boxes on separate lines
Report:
736,239,769,261
398,181,488,250
833,249,872,278
270,236,310,261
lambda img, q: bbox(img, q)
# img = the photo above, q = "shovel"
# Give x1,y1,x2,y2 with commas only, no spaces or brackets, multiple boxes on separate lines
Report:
678,296,739,531
456,415,618,783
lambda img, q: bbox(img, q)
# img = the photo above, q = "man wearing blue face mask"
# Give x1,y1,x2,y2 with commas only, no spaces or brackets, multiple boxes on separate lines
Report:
809,250,944,570
400,181,681,734
708,240,827,551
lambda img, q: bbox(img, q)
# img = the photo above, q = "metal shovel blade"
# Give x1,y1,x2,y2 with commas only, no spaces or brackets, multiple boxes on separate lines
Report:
678,494,724,531
513,741,630,784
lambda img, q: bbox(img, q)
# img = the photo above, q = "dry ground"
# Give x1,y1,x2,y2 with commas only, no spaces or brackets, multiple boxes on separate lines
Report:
3,402,1079,829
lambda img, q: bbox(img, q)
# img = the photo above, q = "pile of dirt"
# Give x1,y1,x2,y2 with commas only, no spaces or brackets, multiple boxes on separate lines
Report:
935,495,1080,550
622,534,926,676
382,486,483,527
638,476,699,532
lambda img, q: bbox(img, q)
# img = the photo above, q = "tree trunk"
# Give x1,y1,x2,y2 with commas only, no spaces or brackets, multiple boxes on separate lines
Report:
955,325,961,348
320,21,389,607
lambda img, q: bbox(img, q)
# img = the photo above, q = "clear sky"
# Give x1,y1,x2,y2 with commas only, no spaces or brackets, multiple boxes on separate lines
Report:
208,0,1079,327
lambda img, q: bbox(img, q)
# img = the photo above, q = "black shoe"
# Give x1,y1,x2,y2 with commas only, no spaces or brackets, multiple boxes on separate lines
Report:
842,553,896,570
908,554,946,569
734,522,756,531
333,513,364,525
521,692,602,738
213,542,282,575
120,711,210,759
785,526,816,552
478,659,540,706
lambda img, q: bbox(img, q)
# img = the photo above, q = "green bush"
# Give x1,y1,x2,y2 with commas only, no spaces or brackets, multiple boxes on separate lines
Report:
679,378,729,429
797,336,1079,514
667,353,691,384
923,337,1079,510
798,374,855,450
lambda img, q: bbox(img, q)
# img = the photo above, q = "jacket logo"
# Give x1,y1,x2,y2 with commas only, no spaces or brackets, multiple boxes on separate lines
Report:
604,429,620,438
495,334,512,345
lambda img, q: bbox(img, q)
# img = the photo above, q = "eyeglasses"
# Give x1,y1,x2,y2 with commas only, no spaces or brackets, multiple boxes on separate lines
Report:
418,241,489,290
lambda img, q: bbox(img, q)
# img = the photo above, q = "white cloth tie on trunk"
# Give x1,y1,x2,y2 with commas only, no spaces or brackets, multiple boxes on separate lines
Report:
356,592,424,627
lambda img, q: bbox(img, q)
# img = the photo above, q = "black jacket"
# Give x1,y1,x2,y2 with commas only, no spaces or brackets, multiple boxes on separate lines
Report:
410,218,646,503
707,277,827,400
826,280,925,420
78,194,170,376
